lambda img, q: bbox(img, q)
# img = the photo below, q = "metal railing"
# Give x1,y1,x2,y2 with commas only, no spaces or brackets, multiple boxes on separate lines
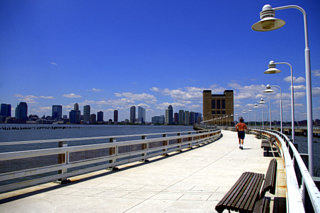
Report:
0,129,221,193
254,129,320,213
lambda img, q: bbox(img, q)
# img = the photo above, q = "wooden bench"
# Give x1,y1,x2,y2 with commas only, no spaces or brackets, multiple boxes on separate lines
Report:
261,138,277,156
215,159,277,213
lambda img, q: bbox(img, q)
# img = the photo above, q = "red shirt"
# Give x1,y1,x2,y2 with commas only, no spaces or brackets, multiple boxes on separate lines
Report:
236,122,247,131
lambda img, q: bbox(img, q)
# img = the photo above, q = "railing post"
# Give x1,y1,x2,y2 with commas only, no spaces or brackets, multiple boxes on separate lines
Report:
109,137,116,167
188,132,192,148
162,134,168,156
177,133,182,152
141,135,148,162
58,141,69,183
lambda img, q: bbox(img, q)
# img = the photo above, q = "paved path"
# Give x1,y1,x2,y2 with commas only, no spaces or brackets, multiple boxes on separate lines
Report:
0,130,286,213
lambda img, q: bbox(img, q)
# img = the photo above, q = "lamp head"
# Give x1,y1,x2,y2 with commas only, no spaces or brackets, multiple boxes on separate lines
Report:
254,104,259,108
259,98,265,104
264,84,274,93
264,60,281,74
252,4,286,32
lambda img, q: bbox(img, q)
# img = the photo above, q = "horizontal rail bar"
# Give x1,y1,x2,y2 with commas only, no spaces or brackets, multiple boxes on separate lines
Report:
0,130,221,193
0,130,209,146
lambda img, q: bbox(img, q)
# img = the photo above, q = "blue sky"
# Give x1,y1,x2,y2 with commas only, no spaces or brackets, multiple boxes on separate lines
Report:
1,0,319,122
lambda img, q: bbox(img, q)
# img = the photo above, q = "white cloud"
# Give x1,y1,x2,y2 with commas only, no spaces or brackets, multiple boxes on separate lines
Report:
115,92,157,104
150,87,159,92
156,102,186,110
39,96,54,99
14,94,54,103
50,62,58,66
39,106,51,111
313,87,320,96
312,70,320,77
292,85,306,90
284,76,305,83
91,88,102,92
63,93,82,98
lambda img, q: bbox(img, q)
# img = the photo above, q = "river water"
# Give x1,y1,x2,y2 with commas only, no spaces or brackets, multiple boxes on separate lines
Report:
0,124,319,176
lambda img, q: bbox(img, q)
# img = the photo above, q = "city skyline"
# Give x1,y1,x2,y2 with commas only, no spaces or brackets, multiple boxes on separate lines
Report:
0,1,319,122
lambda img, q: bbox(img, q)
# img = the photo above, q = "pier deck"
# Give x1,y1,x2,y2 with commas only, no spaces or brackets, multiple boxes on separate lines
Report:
0,130,286,213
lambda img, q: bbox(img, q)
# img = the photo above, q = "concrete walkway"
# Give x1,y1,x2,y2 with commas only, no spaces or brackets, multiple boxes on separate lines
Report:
0,130,286,213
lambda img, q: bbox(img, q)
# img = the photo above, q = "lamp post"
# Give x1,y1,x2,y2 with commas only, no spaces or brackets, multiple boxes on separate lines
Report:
248,109,252,126
259,98,265,128
254,104,259,128
265,61,294,142
252,3,313,175
264,84,283,133
263,85,275,130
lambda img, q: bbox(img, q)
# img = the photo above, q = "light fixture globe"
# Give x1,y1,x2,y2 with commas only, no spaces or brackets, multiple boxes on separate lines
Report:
264,84,274,93
264,60,281,74
254,104,259,108
252,4,286,31
259,98,265,104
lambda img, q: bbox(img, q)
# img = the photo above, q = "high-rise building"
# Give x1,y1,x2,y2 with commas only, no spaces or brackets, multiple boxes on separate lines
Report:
69,110,81,124
203,90,234,125
174,112,179,125
130,106,136,123
137,106,146,124
114,110,118,124
1,104,11,118
189,112,195,125
74,103,79,111
15,102,28,122
97,111,104,122
83,105,90,124
165,105,173,125
52,105,62,121
178,110,185,125
90,114,97,124
185,111,190,125
152,115,165,125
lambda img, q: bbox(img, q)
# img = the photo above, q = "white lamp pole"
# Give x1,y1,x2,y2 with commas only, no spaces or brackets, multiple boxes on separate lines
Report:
252,3,313,176
265,61,294,142
259,98,265,129
254,104,259,128
264,84,283,133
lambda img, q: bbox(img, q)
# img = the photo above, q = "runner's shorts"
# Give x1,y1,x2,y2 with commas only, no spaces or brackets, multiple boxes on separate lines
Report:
238,131,245,139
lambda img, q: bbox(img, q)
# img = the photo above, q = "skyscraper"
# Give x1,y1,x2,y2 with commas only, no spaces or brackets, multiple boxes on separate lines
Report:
15,102,28,122
203,90,234,125
74,103,79,111
185,111,190,125
179,110,185,125
165,105,173,125
174,112,179,125
1,104,11,118
83,105,90,124
130,106,136,124
52,105,62,121
137,106,146,124
97,111,104,122
114,110,118,124
69,110,81,124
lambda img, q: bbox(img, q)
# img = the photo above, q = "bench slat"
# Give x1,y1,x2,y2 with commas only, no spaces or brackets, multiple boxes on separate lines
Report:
246,173,265,211
261,159,277,197
215,172,252,212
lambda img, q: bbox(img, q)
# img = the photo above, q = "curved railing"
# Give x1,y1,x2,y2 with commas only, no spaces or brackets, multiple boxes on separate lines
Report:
0,129,221,193
253,129,320,213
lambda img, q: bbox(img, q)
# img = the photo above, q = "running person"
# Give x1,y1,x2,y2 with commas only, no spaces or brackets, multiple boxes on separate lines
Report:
235,117,247,150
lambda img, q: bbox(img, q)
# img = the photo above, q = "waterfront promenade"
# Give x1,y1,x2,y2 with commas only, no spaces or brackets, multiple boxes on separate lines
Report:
0,130,285,213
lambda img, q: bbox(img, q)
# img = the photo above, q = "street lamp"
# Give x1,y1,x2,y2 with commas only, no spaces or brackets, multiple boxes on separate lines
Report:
248,109,252,126
265,61,294,142
259,98,265,128
264,84,283,133
254,104,259,128
252,3,314,175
